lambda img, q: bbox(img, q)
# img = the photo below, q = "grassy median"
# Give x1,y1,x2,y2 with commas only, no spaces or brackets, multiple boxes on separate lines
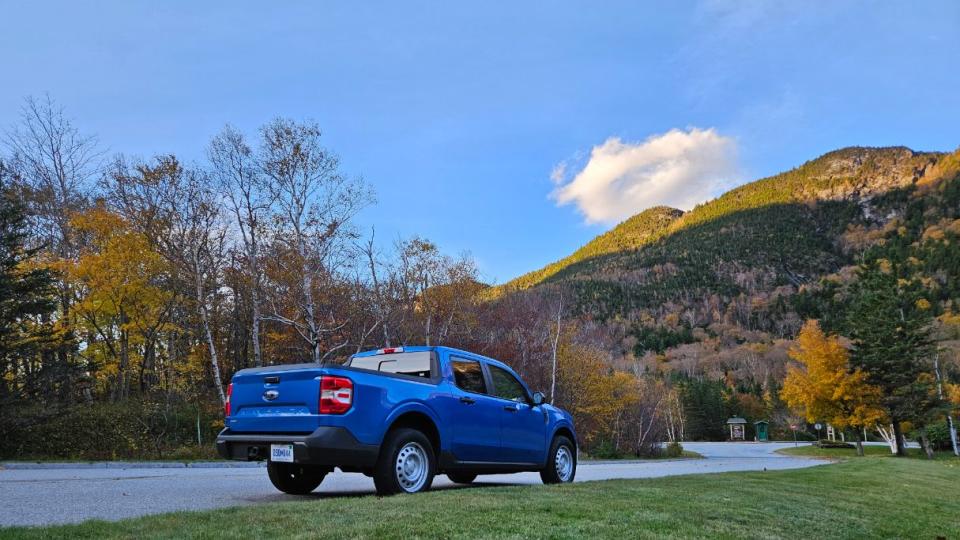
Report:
778,444,960,460
3,458,959,539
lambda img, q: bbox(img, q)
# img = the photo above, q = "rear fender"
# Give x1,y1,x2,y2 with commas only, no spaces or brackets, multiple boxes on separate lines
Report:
381,402,447,451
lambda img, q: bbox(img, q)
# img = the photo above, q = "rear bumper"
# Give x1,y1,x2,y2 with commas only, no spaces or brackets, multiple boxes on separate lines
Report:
216,426,379,468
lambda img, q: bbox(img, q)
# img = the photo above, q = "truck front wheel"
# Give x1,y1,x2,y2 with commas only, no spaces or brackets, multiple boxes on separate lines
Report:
374,428,436,495
540,435,576,484
266,462,327,495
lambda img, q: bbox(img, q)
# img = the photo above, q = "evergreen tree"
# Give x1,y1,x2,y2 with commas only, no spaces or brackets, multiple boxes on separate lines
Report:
0,165,67,402
679,376,727,441
846,260,938,456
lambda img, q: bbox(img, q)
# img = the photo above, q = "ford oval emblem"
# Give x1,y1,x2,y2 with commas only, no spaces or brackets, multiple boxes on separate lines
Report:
263,390,279,401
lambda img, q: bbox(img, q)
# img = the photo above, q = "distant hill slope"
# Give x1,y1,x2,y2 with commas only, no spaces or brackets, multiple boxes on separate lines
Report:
495,146,960,324
491,206,683,295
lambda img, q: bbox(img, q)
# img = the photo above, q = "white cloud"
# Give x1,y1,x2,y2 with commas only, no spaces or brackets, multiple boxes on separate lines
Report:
551,128,739,224
549,162,567,185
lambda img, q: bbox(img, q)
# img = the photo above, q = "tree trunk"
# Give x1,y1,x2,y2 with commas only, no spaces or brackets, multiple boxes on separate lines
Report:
550,294,562,404
195,261,226,405
918,427,935,460
948,414,960,458
892,421,906,456
250,283,263,367
854,428,864,457
300,257,321,364
933,354,960,456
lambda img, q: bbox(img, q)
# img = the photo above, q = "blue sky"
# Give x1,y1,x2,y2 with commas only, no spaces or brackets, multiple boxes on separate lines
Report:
2,1,958,283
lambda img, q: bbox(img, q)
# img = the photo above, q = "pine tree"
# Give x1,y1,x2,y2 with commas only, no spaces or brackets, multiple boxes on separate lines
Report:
846,260,938,456
0,165,70,401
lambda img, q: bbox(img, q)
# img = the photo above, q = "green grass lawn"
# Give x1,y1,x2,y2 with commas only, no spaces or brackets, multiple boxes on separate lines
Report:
778,444,960,460
4,458,959,539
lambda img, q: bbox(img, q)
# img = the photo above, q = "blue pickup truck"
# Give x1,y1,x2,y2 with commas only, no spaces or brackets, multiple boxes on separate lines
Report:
216,346,577,495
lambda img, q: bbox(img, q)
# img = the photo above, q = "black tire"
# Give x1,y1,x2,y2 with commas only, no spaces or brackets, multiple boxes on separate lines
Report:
374,428,436,496
540,435,576,484
266,462,327,495
447,472,477,484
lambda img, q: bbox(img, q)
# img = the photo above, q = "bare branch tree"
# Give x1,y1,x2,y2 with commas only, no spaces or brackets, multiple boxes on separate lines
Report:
259,118,373,363
209,125,271,367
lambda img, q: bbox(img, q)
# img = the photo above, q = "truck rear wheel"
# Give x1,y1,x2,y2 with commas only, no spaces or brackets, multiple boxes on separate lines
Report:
374,428,436,495
540,435,576,484
266,462,327,495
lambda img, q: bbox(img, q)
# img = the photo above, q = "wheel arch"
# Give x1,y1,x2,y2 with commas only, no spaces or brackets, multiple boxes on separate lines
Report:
551,424,578,451
383,407,442,458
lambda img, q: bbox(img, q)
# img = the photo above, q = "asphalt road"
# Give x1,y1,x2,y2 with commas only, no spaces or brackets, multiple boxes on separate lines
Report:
0,442,826,527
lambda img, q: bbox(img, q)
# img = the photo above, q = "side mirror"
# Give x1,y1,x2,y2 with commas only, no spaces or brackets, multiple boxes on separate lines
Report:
532,392,545,406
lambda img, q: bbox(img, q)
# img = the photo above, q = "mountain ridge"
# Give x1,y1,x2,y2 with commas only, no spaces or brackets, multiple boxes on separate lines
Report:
495,146,953,301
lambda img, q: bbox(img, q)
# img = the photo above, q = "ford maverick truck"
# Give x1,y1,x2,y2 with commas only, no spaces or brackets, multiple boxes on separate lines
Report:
216,346,577,495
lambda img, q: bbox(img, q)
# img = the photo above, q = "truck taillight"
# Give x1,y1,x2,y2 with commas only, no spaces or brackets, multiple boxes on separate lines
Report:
319,376,353,414
225,383,233,417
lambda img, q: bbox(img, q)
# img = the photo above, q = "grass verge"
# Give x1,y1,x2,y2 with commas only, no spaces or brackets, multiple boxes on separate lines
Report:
777,444,960,460
3,458,958,539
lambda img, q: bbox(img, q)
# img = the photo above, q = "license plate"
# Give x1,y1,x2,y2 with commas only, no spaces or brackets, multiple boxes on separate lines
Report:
270,444,294,462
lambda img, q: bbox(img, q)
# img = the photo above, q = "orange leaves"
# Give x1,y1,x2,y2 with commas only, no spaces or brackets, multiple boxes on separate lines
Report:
781,320,885,430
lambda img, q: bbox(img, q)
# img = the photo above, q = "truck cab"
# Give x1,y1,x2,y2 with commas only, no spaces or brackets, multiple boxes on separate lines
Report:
216,346,577,495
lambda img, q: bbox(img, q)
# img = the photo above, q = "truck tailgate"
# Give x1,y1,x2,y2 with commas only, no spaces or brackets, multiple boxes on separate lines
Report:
228,364,324,433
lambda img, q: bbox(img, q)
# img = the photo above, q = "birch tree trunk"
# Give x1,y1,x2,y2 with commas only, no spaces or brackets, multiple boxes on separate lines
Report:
550,294,562,404
876,424,897,454
195,250,226,405
933,354,960,456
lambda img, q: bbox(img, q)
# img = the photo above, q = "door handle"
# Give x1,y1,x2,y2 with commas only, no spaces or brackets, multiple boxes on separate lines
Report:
459,396,476,404
503,405,518,412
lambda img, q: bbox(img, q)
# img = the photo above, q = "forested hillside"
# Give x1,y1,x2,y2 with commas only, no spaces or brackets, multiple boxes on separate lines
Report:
501,147,959,343
488,146,960,448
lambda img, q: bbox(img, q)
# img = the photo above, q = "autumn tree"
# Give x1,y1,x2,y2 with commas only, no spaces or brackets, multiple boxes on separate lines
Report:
554,332,640,452
68,203,174,400
259,118,372,363
781,320,885,456
104,156,229,405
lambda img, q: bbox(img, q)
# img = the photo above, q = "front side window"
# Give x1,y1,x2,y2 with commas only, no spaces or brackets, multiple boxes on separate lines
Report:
451,359,486,394
488,365,528,402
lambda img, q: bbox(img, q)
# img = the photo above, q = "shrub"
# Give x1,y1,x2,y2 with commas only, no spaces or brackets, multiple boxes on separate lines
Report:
0,400,223,460
912,421,955,451
815,439,855,449
664,441,684,458
587,439,626,459
791,430,817,441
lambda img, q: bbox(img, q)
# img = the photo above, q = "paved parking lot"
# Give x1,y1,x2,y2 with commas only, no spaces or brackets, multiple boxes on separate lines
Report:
0,442,825,527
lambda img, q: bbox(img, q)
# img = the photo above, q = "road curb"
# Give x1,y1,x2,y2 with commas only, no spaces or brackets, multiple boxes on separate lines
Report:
1,461,266,470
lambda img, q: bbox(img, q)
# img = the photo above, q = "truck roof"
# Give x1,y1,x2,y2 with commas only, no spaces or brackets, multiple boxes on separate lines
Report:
351,345,514,372
234,346,516,377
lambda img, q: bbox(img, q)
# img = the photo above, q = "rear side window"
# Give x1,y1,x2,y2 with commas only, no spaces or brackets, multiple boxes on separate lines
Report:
451,359,486,394
488,365,528,402
348,351,433,378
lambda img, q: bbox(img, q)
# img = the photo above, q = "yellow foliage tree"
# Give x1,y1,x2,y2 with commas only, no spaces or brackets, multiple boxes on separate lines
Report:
68,204,176,400
556,335,639,451
781,320,886,455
